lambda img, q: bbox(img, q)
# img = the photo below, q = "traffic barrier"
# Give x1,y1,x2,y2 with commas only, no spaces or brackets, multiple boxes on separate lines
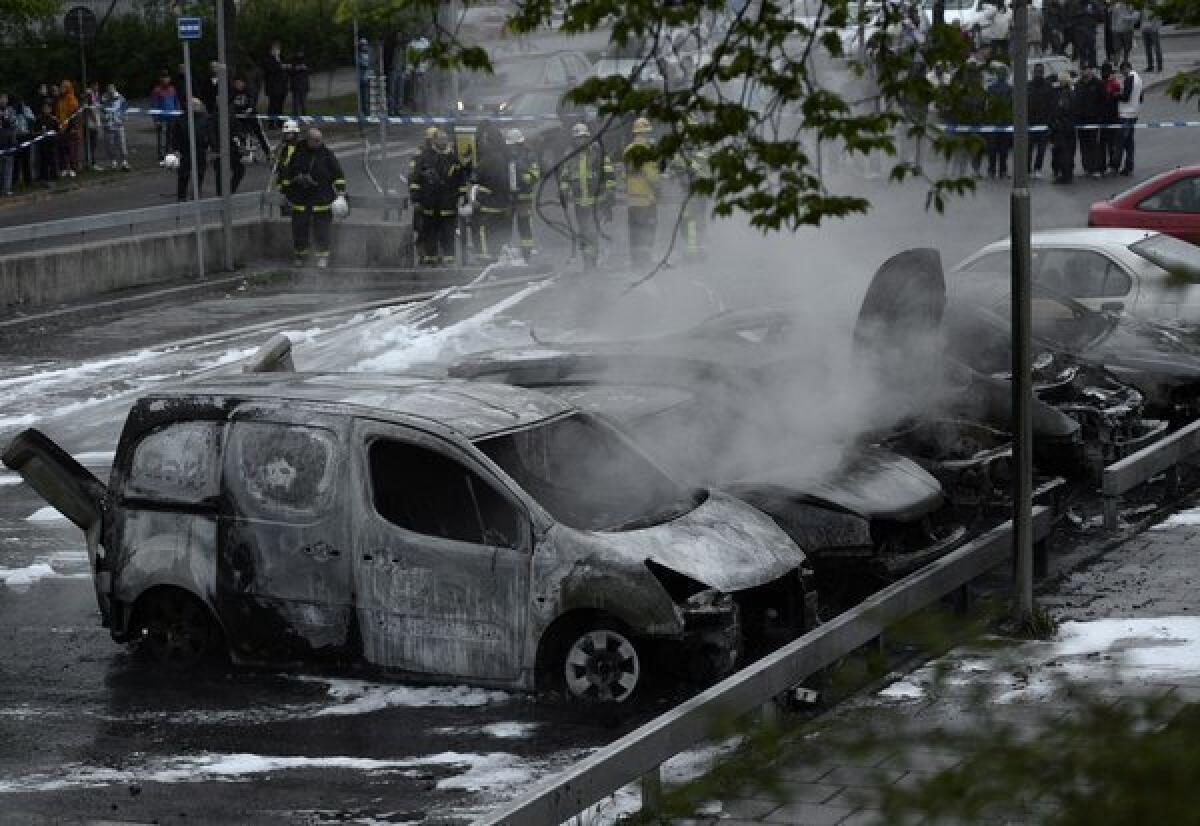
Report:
476,506,1056,825
1101,418,1200,530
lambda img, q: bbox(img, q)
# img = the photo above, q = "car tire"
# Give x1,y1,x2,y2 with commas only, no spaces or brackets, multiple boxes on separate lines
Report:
556,624,644,706
135,590,223,671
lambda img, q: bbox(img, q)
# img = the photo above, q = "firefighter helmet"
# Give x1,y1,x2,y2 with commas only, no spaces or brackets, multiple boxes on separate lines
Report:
282,119,301,136
632,117,653,134
571,122,590,138
425,126,439,140
504,128,525,145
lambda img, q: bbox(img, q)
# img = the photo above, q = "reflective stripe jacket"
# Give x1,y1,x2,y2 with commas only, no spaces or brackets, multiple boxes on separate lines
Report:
409,145,468,215
559,144,614,207
281,144,346,208
509,145,540,208
623,139,660,209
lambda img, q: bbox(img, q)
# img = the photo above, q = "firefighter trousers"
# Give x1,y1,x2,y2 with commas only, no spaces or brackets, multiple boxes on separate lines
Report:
292,204,332,254
571,204,599,269
421,211,457,266
474,209,512,261
515,204,535,258
627,205,657,268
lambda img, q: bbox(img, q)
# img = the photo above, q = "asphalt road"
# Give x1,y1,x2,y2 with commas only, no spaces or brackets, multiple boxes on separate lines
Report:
0,83,1198,825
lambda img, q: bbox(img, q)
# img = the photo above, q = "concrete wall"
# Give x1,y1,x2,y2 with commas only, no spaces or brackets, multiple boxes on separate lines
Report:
0,218,416,311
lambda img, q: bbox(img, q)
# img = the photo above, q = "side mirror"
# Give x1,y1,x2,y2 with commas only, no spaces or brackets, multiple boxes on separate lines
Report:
1101,301,1125,314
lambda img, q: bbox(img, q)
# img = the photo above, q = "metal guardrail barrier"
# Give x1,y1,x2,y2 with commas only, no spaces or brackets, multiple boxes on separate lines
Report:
1102,418,1200,530
478,506,1054,826
0,192,408,250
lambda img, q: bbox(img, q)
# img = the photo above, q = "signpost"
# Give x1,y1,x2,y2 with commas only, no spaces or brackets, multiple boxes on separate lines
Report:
178,16,206,279
64,7,96,167
216,1,234,271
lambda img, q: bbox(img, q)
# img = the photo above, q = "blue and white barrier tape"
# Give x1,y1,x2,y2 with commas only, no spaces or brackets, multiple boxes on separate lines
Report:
118,106,560,124
941,120,1200,133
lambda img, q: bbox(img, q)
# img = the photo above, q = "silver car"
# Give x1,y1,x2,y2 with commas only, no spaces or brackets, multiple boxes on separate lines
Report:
3,374,816,705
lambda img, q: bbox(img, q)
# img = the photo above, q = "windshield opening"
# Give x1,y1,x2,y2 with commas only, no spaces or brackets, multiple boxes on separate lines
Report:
477,414,700,532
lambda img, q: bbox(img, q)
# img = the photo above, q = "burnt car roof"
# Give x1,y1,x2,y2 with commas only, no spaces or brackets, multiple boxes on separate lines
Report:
145,373,574,439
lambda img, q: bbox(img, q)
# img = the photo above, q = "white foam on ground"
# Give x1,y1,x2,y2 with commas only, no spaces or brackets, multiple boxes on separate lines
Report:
0,349,165,391
303,677,510,715
25,506,67,522
0,474,22,486
0,751,543,796
0,564,58,590
1151,507,1200,529
879,680,926,701
434,722,541,739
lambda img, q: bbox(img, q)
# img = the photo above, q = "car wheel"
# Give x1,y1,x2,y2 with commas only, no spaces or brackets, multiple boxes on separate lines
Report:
561,626,643,705
136,590,221,671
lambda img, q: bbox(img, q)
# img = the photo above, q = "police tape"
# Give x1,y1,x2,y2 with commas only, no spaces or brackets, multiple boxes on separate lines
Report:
118,107,561,125
940,120,1200,133
0,107,87,157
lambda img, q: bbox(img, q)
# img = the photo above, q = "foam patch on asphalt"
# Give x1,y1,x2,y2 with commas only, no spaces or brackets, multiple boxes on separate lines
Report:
879,680,926,701
25,507,67,522
308,678,510,715
1151,507,1200,529
0,564,59,590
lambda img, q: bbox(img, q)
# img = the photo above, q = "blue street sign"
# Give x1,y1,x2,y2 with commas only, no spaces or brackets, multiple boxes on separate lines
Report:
177,17,202,40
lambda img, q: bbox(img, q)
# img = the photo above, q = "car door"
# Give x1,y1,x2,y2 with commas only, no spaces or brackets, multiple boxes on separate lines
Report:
351,419,533,683
216,410,353,662
1134,177,1200,245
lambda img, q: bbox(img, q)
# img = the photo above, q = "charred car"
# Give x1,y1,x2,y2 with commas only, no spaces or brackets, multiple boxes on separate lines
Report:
2,374,818,705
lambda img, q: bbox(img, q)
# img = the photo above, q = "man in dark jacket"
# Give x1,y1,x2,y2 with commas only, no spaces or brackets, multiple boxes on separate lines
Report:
282,128,347,267
231,76,270,159
1073,65,1106,177
169,97,210,201
1028,63,1056,176
1099,61,1122,173
1050,74,1077,184
408,128,468,266
289,51,311,117
469,123,513,263
263,41,289,128
985,67,1013,179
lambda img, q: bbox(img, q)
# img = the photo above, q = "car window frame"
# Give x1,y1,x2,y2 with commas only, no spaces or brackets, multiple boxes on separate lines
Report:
363,427,534,554
223,420,341,523
124,419,224,506
1137,176,1200,214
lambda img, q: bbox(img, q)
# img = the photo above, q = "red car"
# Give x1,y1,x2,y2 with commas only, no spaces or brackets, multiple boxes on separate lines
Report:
1088,165,1200,245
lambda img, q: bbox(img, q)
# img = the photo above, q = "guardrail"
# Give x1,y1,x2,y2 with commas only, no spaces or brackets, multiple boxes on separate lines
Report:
1102,418,1200,530
478,506,1054,826
0,192,408,250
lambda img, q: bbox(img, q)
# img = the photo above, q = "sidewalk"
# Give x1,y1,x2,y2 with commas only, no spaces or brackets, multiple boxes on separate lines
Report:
672,494,1200,825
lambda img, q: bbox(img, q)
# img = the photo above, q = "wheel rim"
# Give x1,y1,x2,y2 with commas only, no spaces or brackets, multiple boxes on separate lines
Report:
563,629,640,703
143,597,211,667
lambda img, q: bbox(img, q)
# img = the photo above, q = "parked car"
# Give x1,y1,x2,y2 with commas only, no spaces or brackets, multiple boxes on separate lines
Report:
1088,166,1200,245
457,50,591,113
3,374,819,704
953,229,1200,321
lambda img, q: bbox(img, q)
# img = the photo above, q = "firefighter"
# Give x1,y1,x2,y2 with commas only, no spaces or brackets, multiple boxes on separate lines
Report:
506,128,539,260
623,117,660,268
672,148,709,260
282,127,348,268
468,122,513,262
558,122,614,271
273,118,302,216
409,127,467,267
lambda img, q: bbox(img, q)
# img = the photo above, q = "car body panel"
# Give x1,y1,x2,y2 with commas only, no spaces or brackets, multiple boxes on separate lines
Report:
1088,166,1200,245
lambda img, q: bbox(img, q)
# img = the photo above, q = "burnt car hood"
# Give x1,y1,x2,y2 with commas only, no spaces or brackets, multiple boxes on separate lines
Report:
575,490,808,592
730,445,944,522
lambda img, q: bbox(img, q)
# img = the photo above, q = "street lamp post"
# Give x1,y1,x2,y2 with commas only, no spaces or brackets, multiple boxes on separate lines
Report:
1010,0,1034,620
216,0,234,271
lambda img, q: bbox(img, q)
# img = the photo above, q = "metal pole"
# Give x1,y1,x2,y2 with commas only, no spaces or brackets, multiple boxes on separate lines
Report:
182,40,207,278
1010,0,1033,619
216,0,234,270
352,18,362,122
378,38,388,164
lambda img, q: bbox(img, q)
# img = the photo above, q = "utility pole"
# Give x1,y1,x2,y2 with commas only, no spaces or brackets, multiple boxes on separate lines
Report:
178,15,206,279
1010,0,1034,620
216,0,234,271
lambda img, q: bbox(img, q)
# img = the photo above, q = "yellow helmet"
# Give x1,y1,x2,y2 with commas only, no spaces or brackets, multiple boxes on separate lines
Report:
424,126,439,140
632,117,653,134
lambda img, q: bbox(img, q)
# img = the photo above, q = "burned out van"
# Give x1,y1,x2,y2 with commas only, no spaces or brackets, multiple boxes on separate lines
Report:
3,374,817,704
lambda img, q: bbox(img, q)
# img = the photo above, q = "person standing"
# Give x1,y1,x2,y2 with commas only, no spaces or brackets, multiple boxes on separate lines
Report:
1050,72,1077,184
150,71,178,161
1109,1,1136,64
273,118,302,216
469,123,513,262
623,118,661,268
1141,4,1163,73
0,95,15,196
506,128,539,260
409,128,467,266
209,103,244,195
231,77,271,161
1028,62,1055,177
1099,62,1122,173
282,128,347,268
33,101,58,184
82,81,101,171
263,41,289,128
53,80,80,178
100,83,130,170
559,122,614,271
1074,65,1106,178
169,97,210,201
985,66,1013,179
1114,60,1142,175
289,51,311,117
10,96,33,190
